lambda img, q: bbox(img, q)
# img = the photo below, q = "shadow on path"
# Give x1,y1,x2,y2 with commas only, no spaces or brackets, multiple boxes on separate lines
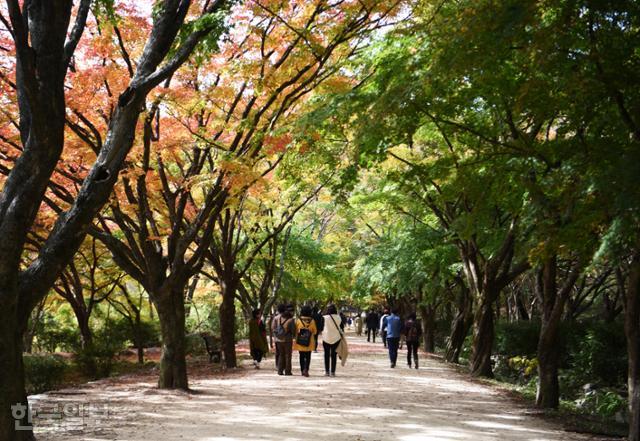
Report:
31,333,605,441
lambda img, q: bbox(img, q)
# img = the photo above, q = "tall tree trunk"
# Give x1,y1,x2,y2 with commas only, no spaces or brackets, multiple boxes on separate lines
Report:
446,284,473,363
134,312,145,365
219,277,238,368
537,326,561,408
536,256,580,409
536,258,560,408
470,295,495,377
155,290,188,390
419,304,436,353
76,310,92,351
184,275,199,318
23,299,46,354
515,289,530,321
625,252,640,441
0,307,33,441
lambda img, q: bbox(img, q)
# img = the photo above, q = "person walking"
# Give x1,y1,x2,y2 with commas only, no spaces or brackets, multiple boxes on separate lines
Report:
356,315,363,336
312,306,324,352
404,312,422,369
322,304,343,377
272,306,295,375
271,304,286,370
380,308,390,348
294,305,317,377
386,307,402,368
365,310,379,343
249,309,269,369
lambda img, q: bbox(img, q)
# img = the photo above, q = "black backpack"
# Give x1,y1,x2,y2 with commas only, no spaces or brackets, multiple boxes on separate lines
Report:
407,320,420,341
296,320,312,346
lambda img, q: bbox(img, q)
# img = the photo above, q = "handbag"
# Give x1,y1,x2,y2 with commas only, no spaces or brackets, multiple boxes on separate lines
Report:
329,314,349,366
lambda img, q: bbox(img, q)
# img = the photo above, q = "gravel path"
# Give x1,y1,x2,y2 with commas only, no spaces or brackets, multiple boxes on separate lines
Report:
30,333,607,441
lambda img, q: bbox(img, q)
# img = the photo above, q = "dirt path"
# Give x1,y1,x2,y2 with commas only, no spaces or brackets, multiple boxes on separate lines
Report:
30,333,607,441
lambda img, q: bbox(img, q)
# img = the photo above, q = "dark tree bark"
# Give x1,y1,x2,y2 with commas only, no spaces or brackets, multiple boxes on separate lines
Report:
625,251,640,441
419,303,437,353
445,282,473,363
0,309,31,441
515,289,530,321
219,277,238,368
462,224,530,378
535,256,581,409
156,288,188,390
470,293,497,377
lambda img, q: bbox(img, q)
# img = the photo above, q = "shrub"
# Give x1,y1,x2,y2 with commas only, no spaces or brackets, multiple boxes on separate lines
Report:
494,320,540,357
493,355,538,384
74,318,130,378
137,320,161,347
567,320,627,388
185,333,207,356
33,312,80,353
575,389,627,420
24,354,67,394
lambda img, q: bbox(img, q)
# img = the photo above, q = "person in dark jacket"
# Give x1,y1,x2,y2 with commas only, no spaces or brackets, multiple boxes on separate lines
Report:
312,307,324,352
249,309,269,369
365,310,379,343
403,312,422,369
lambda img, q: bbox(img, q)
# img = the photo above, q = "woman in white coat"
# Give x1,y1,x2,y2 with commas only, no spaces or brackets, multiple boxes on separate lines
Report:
322,304,343,377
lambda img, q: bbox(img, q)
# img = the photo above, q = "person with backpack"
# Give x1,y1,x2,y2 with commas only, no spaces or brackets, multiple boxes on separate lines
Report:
272,305,295,375
294,305,317,377
249,309,269,369
270,304,286,370
385,307,403,368
404,312,422,369
322,304,343,377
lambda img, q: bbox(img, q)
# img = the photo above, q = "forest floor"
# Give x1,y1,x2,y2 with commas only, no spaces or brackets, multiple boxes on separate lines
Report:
29,333,618,441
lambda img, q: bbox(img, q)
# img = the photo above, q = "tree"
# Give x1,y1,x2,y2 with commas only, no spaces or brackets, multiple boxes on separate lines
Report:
0,1,229,438
53,237,122,350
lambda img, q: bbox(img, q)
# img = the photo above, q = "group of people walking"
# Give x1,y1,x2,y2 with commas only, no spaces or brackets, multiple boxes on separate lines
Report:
248,304,347,377
363,307,423,369
248,304,422,376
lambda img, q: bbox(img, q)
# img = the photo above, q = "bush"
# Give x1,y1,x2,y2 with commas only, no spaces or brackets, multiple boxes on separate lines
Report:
24,354,67,394
185,333,207,356
74,318,130,378
575,389,627,420
74,344,118,379
494,320,540,357
33,312,80,352
566,320,627,388
493,355,538,384
137,320,161,348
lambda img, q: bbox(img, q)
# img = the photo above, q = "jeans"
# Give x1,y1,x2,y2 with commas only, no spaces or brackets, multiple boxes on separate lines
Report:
323,341,339,373
251,348,264,363
406,341,419,367
299,351,312,373
366,328,376,342
276,341,293,374
387,337,400,365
